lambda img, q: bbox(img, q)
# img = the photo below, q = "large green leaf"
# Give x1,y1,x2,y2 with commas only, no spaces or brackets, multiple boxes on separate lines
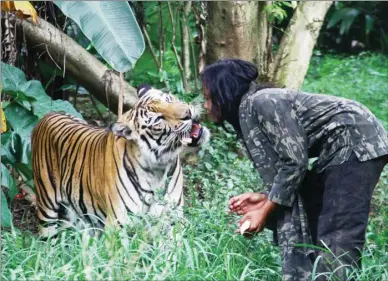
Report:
1,131,30,167
3,104,37,165
1,164,18,200
14,163,33,183
1,190,12,227
1,60,27,91
54,1,145,72
365,14,375,35
1,62,82,119
1,131,31,167
1,132,16,164
327,8,361,35
3,104,39,138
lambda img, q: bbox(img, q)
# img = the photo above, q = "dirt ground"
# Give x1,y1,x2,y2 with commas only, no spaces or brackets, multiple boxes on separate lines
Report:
10,196,39,235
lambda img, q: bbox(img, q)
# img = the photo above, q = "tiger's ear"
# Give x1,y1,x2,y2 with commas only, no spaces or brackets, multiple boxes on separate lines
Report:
137,84,152,98
110,122,133,140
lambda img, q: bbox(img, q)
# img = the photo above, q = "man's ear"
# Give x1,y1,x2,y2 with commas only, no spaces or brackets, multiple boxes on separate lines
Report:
110,122,133,140
137,84,152,98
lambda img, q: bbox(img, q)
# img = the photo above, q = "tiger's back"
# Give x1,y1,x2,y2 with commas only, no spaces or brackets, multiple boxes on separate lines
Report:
32,113,111,235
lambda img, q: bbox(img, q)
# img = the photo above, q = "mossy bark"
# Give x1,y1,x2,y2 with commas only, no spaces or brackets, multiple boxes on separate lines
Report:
205,2,260,64
271,1,333,89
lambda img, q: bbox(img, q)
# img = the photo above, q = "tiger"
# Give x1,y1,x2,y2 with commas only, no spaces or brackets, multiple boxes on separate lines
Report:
31,85,210,238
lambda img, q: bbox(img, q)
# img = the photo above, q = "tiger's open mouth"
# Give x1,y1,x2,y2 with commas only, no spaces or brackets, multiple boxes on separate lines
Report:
188,122,203,146
181,121,204,147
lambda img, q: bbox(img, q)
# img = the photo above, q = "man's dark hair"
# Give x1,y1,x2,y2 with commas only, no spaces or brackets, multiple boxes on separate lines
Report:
200,58,275,133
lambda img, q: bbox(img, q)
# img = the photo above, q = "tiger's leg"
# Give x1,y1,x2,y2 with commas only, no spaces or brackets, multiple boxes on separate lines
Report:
36,204,59,239
149,159,184,218
34,175,60,239
165,159,184,219
103,200,131,233
32,141,61,239
151,160,185,243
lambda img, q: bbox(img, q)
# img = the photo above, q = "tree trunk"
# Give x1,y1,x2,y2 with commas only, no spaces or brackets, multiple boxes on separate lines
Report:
255,1,273,82
193,2,207,73
2,12,18,65
181,1,192,92
205,1,260,64
16,17,138,113
205,1,332,89
270,1,333,89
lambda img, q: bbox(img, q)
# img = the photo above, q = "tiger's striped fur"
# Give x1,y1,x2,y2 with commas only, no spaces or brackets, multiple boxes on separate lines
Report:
31,86,209,237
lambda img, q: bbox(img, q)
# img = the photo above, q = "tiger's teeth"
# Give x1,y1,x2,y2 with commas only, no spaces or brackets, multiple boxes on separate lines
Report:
181,138,192,145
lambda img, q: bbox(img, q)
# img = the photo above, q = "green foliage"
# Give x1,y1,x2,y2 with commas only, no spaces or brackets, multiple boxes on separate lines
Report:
131,49,187,94
1,62,81,227
184,123,263,209
324,2,388,52
54,1,145,72
130,2,199,94
1,62,81,119
1,191,12,227
327,7,361,35
264,2,294,24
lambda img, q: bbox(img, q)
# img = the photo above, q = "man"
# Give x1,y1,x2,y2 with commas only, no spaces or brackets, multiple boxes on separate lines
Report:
201,58,388,281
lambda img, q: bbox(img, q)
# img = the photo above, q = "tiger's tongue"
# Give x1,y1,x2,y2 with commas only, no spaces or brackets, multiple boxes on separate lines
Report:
190,123,201,138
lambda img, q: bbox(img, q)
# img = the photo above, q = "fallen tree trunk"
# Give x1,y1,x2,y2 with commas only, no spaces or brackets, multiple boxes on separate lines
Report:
16,17,138,113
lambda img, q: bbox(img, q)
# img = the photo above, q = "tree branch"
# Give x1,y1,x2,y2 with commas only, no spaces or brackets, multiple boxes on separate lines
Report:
16,17,138,113
141,25,161,70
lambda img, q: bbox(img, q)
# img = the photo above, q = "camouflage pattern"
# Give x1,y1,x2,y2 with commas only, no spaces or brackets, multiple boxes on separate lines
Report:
238,83,388,281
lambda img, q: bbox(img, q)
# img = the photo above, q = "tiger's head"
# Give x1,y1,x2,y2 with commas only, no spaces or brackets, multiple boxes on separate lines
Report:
111,85,210,164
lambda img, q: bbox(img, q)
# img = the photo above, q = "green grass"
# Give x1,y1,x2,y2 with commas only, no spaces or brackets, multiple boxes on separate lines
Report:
2,53,388,280
2,213,280,280
303,52,388,128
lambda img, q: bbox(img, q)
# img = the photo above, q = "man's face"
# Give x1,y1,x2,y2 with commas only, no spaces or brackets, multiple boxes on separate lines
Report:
203,85,221,123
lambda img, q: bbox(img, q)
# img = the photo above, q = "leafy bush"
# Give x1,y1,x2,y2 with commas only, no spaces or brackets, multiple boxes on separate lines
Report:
322,2,388,52
1,62,81,227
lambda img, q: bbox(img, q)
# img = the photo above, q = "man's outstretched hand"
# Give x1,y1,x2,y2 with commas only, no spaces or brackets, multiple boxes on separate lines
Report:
229,192,267,215
231,194,277,236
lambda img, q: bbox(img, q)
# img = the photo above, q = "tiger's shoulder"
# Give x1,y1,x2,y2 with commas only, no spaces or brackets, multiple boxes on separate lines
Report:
32,112,111,140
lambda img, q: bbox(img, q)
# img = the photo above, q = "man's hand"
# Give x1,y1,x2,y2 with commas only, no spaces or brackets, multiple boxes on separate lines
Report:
237,199,276,235
229,192,267,215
